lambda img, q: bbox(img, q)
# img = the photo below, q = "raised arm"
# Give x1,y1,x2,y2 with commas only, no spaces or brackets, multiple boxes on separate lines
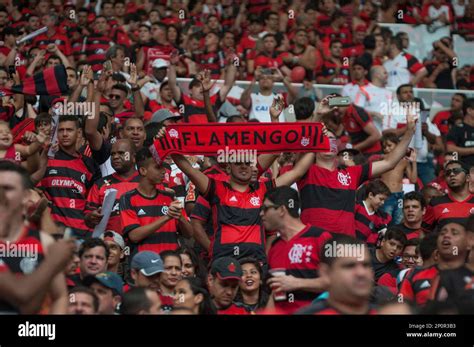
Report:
168,50,182,102
198,70,217,122
372,113,416,177
85,67,109,151
128,63,145,119
219,53,237,101
275,152,315,187
170,153,210,195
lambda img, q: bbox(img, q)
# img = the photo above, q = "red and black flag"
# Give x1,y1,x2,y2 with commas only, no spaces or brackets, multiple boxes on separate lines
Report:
0,65,69,97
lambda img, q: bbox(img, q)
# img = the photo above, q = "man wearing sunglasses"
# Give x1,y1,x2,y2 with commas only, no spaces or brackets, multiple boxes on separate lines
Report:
424,160,474,230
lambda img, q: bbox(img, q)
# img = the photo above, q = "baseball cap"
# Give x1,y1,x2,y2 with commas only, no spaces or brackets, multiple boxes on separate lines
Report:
210,257,242,280
337,142,360,156
100,230,125,249
150,108,182,124
84,271,124,296
131,251,164,276
152,59,169,69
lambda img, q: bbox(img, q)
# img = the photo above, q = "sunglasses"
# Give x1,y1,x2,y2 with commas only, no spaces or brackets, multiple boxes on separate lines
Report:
261,204,280,212
445,168,465,177
108,94,122,100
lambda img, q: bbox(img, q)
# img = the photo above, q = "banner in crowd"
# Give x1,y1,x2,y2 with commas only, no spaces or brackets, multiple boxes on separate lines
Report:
0,65,69,97
150,122,329,164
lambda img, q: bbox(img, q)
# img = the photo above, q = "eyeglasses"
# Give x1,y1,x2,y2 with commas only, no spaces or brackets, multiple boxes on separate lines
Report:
108,94,122,100
402,255,418,261
261,204,280,212
445,168,465,177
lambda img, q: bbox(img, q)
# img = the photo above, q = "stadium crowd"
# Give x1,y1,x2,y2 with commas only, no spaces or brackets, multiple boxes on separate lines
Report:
0,0,474,316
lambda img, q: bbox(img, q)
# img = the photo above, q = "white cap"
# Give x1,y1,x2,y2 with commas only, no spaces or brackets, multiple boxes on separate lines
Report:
152,59,169,69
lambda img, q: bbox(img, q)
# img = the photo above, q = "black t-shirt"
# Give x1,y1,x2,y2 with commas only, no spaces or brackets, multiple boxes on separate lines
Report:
446,123,474,168
91,139,112,165
425,60,455,89
435,266,474,304
369,246,400,282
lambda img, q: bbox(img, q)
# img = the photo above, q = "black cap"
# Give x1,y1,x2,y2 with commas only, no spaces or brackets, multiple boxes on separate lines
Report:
210,257,242,280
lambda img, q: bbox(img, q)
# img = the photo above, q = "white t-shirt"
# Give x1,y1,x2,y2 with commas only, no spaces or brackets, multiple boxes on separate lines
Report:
341,82,361,103
383,106,440,163
249,92,286,122
354,83,394,132
383,52,423,89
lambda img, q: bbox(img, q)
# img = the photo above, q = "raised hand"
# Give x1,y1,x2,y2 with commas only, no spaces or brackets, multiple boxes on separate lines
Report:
270,95,285,119
128,63,138,87
80,65,93,86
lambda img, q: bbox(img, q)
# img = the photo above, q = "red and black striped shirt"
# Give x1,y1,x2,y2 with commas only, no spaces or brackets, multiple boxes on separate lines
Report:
342,104,382,154
120,188,180,255
268,225,333,314
317,59,350,85
423,193,474,230
355,201,391,244
298,163,372,236
399,265,439,306
85,172,140,235
40,149,96,239
203,178,274,263
394,223,425,240
85,33,113,72
196,50,226,79
179,93,223,124
33,32,72,56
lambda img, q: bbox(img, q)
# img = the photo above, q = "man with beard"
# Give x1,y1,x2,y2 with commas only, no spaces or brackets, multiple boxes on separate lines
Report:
399,221,469,306
424,160,474,230
85,139,139,234
168,142,316,264
297,235,377,314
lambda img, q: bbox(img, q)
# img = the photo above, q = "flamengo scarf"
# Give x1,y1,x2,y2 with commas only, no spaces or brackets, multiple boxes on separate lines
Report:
150,122,329,164
0,65,69,97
